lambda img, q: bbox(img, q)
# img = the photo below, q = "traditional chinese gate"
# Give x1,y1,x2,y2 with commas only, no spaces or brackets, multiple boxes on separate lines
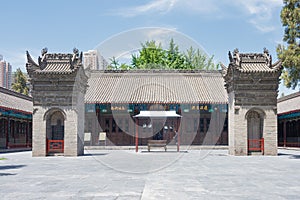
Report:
46,110,65,154
247,110,264,154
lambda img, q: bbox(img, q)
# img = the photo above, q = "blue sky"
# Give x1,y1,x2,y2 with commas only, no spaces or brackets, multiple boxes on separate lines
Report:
0,0,298,94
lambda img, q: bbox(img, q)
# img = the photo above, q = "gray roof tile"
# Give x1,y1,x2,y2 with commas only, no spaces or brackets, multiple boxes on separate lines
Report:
42,60,73,72
0,87,33,113
85,70,228,104
224,50,282,75
277,92,300,114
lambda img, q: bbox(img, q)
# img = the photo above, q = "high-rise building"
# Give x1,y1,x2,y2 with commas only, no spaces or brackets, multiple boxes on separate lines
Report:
0,58,12,89
0,61,6,87
6,62,12,89
98,53,109,70
83,50,98,70
83,50,108,70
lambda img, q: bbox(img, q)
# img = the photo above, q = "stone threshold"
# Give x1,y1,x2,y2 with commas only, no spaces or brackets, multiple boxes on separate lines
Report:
84,145,228,150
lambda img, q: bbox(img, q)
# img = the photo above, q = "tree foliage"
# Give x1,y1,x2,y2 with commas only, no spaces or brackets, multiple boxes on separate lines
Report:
184,47,215,70
132,40,167,69
165,38,185,69
277,0,300,89
131,39,217,70
11,68,29,95
108,56,119,70
108,39,217,70
107,56,132,70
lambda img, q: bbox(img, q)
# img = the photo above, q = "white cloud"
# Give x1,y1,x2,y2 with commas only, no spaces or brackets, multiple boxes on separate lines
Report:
143,28,178,47
112,0,176,17
233,0,283,33
175,0,220,14
249,20,276,33
110,0,283,33
110,0,222,17
238,0,282,15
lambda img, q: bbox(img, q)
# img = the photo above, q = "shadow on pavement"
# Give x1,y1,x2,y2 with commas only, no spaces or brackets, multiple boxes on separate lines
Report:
0,165,26,170
278,153,300,159
83,153,108,157
0,165,26,176
278,153,292,156
0,173,16,176
290,155,300,159
140,151,188,153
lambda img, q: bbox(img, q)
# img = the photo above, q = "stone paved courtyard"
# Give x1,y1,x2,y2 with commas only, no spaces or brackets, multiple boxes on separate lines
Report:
0,149,300,200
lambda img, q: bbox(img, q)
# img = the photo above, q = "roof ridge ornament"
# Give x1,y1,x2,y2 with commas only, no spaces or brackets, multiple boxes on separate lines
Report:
228,51,233,63
232,48,241,66
38,47,48,70
70,47,81,70
263,47,272,67
26,51,40,73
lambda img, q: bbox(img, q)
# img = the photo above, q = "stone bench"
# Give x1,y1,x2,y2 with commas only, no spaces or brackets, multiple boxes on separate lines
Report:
148,140,167,152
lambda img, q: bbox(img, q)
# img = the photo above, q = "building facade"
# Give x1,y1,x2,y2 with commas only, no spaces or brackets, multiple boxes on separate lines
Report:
277,92,300,147
98,53,108,70
84,50,99,70
0,87,32,149
84,70,229,146
0,59,12,89
83,50,108,70
223,49,282,155
26,48,88,156
25,48,284,156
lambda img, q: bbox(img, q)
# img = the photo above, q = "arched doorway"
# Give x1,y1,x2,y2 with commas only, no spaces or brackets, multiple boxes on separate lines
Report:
45,109,65,154
246,110,264,154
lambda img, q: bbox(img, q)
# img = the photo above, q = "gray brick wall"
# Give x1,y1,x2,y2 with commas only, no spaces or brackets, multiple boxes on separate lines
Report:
32,106,47,156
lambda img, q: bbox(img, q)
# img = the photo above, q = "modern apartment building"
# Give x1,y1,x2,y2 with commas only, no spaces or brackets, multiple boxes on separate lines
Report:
83,50,108,70
0,57,12,89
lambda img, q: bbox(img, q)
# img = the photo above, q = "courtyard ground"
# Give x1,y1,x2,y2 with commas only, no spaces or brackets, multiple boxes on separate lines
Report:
0,148,299,200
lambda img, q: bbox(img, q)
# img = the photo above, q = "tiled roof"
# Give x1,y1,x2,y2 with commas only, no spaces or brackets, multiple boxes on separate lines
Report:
238,59,281,73
277,92,300,114
42,58,73,73
26,49,83,75
224,49,282,75
85,70,228,104
0,87,33,114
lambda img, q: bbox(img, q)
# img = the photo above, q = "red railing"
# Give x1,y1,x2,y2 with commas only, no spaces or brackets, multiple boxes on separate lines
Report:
7,143,32,148
248,138,264,154
278,142,300,147
47,139,64,154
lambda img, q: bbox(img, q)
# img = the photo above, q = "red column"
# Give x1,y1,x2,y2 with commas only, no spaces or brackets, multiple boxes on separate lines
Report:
283,120,287,147
5,118,9,149
177,117,180,152
135,118,139,152
26,120,29,147
261,138,264,155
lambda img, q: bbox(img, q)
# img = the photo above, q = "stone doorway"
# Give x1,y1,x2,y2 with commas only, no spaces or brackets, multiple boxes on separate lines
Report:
46,109,65,154
247,110,264,154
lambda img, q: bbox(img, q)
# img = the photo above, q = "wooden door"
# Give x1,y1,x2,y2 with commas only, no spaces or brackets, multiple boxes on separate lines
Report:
247,111,263,152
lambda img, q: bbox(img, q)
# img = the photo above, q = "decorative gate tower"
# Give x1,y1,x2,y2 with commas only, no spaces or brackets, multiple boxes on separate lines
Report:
223,49,282,156
26,48,88,156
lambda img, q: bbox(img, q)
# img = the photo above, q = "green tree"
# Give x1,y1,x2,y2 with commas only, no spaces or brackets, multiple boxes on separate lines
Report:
131,39,217,70
120,63,132,70
108,56,120,70
166,38,185,69
276,0,300,89
11,68,29,95
184,47,216,70
132,40,166,69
